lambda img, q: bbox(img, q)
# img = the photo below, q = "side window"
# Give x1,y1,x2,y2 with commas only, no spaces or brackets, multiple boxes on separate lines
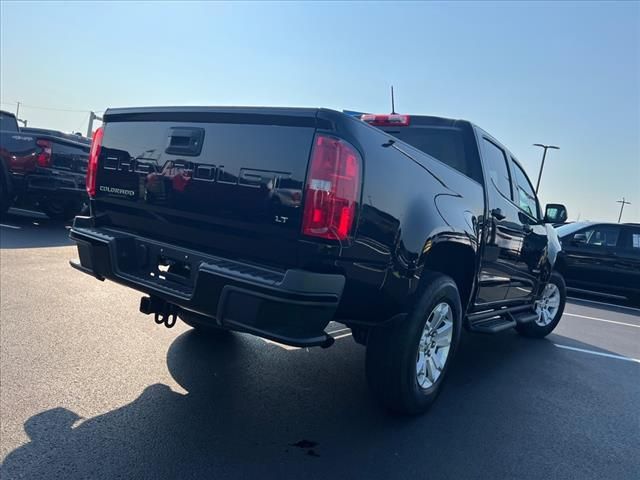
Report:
482,139,512,200
620,228,640,252
510,158,539,219
577,226,620,247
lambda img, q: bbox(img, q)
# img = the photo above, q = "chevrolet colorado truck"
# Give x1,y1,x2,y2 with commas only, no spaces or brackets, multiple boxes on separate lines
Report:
0,110,90,220
69,106,568,414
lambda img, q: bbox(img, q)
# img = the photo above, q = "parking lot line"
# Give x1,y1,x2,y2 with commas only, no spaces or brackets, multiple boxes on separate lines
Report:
563,312,640,329
568,296,640,313
554,344,640,364
0,223,21,230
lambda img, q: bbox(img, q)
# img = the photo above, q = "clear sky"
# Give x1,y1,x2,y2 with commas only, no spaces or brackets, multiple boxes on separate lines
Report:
1,1,638,222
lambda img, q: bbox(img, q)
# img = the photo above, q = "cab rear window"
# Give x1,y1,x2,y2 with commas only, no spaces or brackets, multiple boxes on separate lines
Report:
384,127,480,182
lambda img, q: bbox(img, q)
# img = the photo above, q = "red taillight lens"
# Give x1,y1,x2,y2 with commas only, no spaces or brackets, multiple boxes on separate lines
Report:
86,127,104,197
361,114,410,127
302,134,361,241
36,139,52,167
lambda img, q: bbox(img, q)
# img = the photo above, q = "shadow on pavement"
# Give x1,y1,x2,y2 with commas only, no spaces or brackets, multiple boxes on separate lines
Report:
0,209,72,249
1,330,638,479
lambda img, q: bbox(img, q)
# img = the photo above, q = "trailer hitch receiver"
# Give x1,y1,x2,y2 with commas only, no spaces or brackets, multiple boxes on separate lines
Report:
140,296,178,328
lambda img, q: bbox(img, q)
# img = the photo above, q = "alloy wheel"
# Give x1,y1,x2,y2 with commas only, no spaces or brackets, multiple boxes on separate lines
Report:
535,282,561,327
415,302,453,389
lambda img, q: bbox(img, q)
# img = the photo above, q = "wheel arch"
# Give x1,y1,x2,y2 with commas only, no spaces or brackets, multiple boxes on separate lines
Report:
413,239,478,313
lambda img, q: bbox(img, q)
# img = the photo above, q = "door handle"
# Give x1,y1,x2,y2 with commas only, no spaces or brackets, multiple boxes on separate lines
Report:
491,208,506,221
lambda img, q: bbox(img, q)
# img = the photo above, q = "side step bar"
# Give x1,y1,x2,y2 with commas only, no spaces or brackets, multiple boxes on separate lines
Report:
514,311,539,325
468,304,539,334
470,317,516,333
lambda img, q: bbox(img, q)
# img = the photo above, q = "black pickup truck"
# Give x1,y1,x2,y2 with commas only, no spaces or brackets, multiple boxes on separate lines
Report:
0,110,90,219
70,107,569,414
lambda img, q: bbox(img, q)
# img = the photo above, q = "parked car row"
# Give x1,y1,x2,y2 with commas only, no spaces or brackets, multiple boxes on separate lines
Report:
0,110,90,220
555,222,640,304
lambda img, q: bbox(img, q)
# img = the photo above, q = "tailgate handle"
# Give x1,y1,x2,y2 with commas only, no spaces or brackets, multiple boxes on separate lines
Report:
165,127,204,156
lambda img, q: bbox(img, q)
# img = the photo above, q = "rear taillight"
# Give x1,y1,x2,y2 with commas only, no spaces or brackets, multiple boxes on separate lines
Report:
302,134,361,241
36,139,52,167
361,114,410,127
86,127,104,197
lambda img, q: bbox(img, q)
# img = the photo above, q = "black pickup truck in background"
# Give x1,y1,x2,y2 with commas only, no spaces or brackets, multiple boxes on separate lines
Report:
0,110,90,220
70,106,569,414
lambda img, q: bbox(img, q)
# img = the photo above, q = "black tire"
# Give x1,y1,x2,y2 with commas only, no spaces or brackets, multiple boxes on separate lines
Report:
0,192,10,217
516,271,566,338
627,294,640,308
365,271,462,415
350,326,369,346
78,202,90,217
179,310,232,337
41,199,81,221
0,173,12,216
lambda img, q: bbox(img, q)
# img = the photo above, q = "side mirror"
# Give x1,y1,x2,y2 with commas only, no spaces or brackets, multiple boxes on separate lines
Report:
572,233,587,245
544,203,568,224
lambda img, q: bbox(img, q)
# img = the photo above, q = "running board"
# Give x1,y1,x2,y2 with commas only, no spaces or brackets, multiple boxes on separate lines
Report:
469,317,516,333
468,305,538,333
513,311,538,325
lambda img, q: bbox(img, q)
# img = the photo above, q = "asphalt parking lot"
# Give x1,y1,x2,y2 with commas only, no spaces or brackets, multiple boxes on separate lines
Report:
1,209,638,480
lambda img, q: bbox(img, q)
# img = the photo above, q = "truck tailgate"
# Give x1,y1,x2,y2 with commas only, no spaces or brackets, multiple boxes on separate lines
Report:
93,107,319,267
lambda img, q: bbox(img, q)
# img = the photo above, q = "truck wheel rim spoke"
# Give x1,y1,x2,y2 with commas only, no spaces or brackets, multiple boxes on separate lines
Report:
416,302,453,389
535,283,560,327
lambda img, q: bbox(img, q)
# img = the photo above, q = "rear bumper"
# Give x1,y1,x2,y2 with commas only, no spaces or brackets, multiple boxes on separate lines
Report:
69,218,345,347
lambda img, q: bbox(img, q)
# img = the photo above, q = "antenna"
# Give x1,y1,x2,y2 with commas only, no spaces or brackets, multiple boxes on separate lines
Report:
390,85,396,114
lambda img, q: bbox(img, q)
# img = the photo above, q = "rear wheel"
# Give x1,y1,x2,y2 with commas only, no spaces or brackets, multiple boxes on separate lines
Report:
628,294,640,308
350,326,369,346
0,174,12,216
41,199,81,221
516,272,566,338
179,310,233,337
0,193,10,217
365,272,462,415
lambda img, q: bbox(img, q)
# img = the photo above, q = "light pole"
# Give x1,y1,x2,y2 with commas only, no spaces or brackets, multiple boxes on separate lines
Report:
533,143,559,194
616,198,631,223
86,111,103,138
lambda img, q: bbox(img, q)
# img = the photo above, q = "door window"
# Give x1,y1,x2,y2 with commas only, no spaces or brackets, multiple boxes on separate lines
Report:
578,226,620,247
482,139,512,200
510,158,539,219
619,228,640,251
